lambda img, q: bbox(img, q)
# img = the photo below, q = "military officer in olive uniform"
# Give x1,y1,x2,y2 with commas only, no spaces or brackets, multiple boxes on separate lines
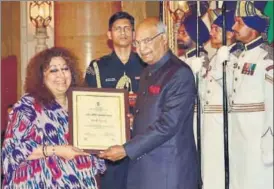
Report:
85,11,145,189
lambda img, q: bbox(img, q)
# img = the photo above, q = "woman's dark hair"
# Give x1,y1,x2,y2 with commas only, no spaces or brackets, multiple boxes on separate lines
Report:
108,11,135,31
24,47,82,106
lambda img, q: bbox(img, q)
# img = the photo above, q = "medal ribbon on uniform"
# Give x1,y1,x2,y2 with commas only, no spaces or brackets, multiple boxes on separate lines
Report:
241,63,257,75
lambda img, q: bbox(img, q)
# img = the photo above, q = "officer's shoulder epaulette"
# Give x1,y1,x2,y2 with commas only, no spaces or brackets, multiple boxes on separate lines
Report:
89,58,101,66
86,58,101,75
265,65,273,84
95,53,113,66
260,43,273,60
90,54,111,66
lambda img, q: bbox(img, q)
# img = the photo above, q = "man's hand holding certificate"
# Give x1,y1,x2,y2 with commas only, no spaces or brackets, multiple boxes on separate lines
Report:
98,145,127,161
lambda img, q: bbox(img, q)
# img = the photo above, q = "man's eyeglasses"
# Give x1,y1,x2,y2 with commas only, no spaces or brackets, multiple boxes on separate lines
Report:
112,26,133,33
133,32,164,48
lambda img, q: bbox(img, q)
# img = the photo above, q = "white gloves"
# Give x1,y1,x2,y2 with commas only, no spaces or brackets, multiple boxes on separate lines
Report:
210,46,230,80
216,46,230,64
190,56,205,74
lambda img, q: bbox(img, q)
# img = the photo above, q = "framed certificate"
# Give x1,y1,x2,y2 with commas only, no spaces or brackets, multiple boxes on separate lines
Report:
67,87,130,154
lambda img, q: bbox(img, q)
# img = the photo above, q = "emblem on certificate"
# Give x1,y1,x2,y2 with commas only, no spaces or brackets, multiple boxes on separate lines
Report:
68,87,130,154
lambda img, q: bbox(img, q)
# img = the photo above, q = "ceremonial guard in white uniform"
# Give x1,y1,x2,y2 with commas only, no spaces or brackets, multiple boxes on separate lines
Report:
199,10,243,189
229,2,273,189
177,14,210,73
177,14,210,148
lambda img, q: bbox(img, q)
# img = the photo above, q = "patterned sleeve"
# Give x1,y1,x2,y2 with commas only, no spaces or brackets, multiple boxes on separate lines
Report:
90,155,106,175
1,102,39,175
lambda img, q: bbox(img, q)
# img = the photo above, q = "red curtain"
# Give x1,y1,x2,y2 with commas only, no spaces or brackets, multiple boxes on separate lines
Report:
1,55,17,132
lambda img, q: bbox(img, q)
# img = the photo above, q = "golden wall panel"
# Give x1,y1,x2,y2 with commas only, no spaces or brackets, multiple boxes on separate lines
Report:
54,2,121,75
121,1,147,27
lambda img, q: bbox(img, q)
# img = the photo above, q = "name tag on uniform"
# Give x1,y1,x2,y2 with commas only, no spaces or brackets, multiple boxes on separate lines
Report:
135,76,140,80
105,78,116,82
242,63,256,76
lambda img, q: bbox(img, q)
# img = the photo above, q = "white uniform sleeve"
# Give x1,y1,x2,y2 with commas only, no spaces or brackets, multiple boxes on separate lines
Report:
261,61,273,165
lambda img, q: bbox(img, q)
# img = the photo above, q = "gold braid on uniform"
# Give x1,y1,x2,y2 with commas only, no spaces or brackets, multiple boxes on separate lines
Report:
93,61,102,88
116,72,133,92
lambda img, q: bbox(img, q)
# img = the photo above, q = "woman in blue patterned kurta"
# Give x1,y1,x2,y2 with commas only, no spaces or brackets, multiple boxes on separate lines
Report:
1,47,105,188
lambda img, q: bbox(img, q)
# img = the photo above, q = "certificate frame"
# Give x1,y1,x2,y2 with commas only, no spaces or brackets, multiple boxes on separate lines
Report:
67,87,130,154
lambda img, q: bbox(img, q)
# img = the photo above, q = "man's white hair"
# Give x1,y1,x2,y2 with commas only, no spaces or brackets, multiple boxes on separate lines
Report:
157,21,167,33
